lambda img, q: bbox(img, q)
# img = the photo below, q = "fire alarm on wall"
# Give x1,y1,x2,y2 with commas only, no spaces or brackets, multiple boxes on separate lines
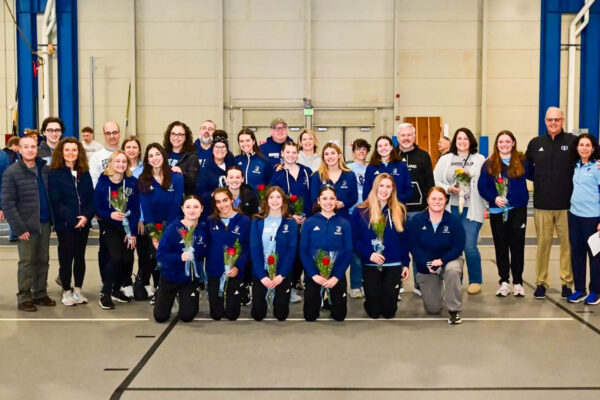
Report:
395,116,400,121
395,94,400,98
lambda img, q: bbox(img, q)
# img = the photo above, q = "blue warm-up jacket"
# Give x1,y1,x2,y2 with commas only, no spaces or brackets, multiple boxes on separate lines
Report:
196,156,235,196
94,174,140,232
250,217,298,279
235,152,274,192
156,221,208,284
48,167,95,232
205,213,251,278
477,159,530,209
269,165,312,216
139,171,184,225
363,161,413,203
309,170,357,220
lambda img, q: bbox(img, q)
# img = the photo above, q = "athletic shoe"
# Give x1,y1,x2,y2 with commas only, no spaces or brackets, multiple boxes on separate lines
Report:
73,288,88,304
111,291,131,303
567,291,587,303
495,282,511,297
150,296,156,305
122,286,134,299
467,283,481,295
61,291,77,306
413,287,422,296
399,287,405,294
33,296,56,306
99,294,115,310
584,292,600,305
349,288,363,298
561,285,573,299
512,284,525,297
145,285,155,298
448,311,462,325
290,289,302,303
533,285,546,299
295,282,305,293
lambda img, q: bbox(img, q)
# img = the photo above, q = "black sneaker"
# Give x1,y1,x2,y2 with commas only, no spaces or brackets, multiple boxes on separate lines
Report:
111,291,131,303
533,285,546,299
240,285,252,306
561,285,573,299
99,294,115,310
448,311,462,325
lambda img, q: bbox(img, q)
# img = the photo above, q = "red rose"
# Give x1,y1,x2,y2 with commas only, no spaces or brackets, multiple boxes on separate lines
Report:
497,177,503,184
257,184,266,191
267,255,275,265
322,257,330,266
180,229,188,238
290,195,298,203
111,190,118,199
227,247,236,256
155,223,163,231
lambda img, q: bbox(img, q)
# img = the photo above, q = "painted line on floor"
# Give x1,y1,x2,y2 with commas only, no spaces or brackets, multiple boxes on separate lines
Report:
0,318,149,322
193,317,573,322
124,386,600,392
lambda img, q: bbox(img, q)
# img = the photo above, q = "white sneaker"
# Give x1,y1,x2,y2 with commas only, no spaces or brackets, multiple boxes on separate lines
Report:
399,287,405,294
122,286,134,299
290,289,302,303
73,288,88,304
349,288,363,298
145,285,155,298
413,288,421,296
62,290,77,306
397,292,402,301
496,282,511,297
513,283,525,297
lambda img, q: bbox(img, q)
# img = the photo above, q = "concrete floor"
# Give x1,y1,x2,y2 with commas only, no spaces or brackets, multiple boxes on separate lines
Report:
1,219,600,400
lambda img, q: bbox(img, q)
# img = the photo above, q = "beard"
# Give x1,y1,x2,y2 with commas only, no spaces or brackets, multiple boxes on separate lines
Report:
200,136,212,145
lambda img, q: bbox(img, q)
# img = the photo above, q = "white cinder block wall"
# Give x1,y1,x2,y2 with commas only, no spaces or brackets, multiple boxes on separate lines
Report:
0,0,553,156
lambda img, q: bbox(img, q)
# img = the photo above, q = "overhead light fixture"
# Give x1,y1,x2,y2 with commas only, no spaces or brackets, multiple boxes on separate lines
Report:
360,127,371,132
289,127,300,132
317,127,328,132
249,127,257,132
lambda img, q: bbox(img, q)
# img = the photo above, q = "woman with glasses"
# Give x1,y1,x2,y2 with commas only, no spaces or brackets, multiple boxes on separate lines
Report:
163,121,199,196
235,128,273,193
196,135,235,198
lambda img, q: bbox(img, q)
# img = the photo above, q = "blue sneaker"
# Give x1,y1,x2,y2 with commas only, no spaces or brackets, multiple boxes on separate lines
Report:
584,292,600,305
567,291,587,303
533,285,546,299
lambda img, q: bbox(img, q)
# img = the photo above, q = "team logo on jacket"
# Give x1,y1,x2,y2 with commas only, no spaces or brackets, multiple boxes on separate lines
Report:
218,176,227,187
269,152,279,158
358,175,365,185
334,226,342,235
212,225,219,230
340,180,348,189
199,159,207,167
232,225,240,235
237,161,243,166
442,226,450,234
561,145,569,151
392,168,398,176
282,224,289,233
197,236,205,245
252,166,261,174
313,226,320,231
422,225,427,230
167,184,175,192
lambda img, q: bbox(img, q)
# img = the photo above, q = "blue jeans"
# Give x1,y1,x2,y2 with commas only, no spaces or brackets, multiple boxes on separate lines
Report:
568,212,600,293
350,252,363,289
406,211,421,289
450,206,482,284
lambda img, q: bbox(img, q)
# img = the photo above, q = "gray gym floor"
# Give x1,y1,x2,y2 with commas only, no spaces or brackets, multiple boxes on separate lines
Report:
1,220,599,400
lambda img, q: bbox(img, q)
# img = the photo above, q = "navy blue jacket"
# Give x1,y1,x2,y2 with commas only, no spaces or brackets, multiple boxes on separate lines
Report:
194,139,234,169
351,206,410,266
478,159,530,209
406,210,466,274
0,149,11,210
259,137,288,167
196,156,235,197
139,172,184,225
300,213,353,279
235,152,274,192
363,162,413,203
309,170,358,220
250,217,298,279
205,213,251,278
270,165,312,216
156,221,208,284
94,174,140,232
48,168,95,232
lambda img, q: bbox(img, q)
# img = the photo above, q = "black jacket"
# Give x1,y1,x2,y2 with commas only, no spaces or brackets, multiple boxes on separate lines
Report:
199,183,258,221
526,130,577,210
48,167,95,232
399,145,435,212
176,152,200,196
2,148,18,165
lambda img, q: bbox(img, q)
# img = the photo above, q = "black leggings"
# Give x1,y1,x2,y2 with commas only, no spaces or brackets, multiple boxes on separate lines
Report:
57,228,90,290
99,221,134,295
153,278,199,323
362,265,403,319
489,207,526,285
251,277,291,321
207,276,242,321
136,231,160,287
303,275,347,321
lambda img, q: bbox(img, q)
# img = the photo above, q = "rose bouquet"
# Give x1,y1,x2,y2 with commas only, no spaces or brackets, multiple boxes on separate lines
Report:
220,239,242,298
109,186,132,244
289,194,305,217
145,222,164,241
266,252,278,308
178,225,199,280
495,176,509,223
314,249,337,305
257,184,267,203
371,215,386,254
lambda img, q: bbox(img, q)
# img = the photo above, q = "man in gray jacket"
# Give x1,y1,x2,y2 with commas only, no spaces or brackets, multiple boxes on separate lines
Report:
1,135,55,311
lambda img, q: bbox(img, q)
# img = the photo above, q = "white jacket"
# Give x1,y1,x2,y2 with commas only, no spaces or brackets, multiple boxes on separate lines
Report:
433,152,486,223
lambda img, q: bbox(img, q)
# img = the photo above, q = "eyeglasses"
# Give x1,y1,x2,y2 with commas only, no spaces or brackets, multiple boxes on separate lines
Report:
200,127,215,132
104,131,119,136
213,145,227,150
545,118,563,123
45,129,62,134
170,132,186,138
272,126,287,131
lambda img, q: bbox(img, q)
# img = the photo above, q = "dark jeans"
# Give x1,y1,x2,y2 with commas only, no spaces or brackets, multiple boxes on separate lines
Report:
251,277,291,321
363,265,403,319
17,223,51,304
489,207,526,285
99,221,134,295
57,228,90,290
153,278,199,323
568,212,600,293
207,276,242,321
303,275,347,321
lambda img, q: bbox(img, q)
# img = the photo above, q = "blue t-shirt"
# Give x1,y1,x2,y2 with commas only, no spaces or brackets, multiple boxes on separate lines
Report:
570,160,600,218
262,215,282,269
348,162,367,214
168,152,182,167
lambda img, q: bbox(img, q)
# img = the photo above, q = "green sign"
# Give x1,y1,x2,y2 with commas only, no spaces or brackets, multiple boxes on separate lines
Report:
304,108,314,116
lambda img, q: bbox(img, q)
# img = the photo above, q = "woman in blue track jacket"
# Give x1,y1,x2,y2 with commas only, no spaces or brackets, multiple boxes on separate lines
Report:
94,151,140,310
235,128,273,193
154,195,208,323
363,135,412,203
351,173,410,319
250,186,298,321
48,138,95,306
300,185,353,321
309,143,357,220
205,187,251,320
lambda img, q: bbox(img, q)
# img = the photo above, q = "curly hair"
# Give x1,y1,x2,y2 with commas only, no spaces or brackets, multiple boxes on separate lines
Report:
49,137,89,172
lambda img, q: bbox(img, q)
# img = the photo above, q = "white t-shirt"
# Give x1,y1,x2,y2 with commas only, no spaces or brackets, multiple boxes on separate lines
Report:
89,147,117,187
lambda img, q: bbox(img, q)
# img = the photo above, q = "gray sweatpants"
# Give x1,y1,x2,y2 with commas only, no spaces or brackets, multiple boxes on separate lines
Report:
416,257,464,314
16,223,51,304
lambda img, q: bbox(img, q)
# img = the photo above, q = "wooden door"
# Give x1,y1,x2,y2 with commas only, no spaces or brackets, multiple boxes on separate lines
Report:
403,116,442,167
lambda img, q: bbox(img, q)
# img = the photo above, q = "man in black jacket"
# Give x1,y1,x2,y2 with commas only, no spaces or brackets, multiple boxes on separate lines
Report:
1,136,55,312
526,106,576,300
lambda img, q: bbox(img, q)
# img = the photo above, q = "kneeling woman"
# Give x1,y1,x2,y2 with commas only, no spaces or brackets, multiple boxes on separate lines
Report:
154,196,207,322
250,186,298,321
407,187,466,324
206,188,251,320
300,186,353,321
351,173,410,319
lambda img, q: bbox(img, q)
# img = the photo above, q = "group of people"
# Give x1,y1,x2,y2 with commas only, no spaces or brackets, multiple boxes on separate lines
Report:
2,106,598,326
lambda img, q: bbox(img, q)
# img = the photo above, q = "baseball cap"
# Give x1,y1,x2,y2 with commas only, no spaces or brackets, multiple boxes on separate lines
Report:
270,118,287,128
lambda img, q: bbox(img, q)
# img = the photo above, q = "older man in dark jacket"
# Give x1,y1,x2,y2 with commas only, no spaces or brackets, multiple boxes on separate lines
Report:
1,135,54,311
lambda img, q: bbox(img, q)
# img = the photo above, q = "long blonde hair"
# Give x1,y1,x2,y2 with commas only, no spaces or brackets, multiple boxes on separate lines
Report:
356,173,406,232
103,150,133,177
317,142,351,182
